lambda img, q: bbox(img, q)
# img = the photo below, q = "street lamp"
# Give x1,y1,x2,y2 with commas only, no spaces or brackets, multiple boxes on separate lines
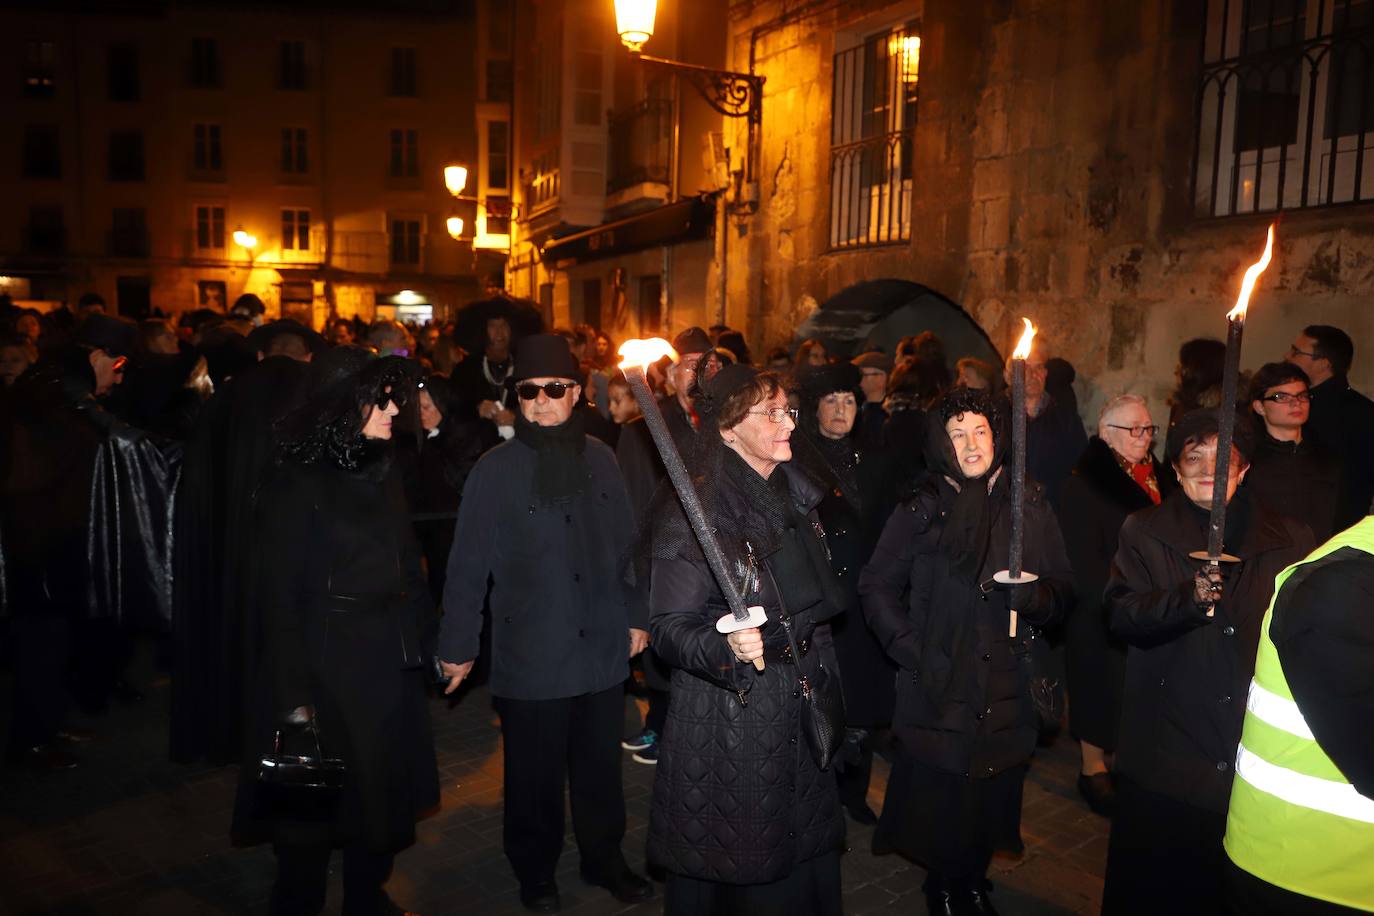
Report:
232,228,258,250
446,216,465,240
444,165,469,197
610,0,764,190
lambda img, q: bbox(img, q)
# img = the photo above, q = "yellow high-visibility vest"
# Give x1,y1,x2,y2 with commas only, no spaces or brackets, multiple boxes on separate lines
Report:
1223,516,1374,912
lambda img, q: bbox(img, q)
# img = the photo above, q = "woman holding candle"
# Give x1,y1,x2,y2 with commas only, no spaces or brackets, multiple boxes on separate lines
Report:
1059,395,1177,817
793,363,901,825
859,386,1073,916
1101,408,1314,916
645,364,848,915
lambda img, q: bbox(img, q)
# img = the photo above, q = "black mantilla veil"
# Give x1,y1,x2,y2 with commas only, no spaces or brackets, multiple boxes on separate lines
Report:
274,345,420,473
792,364,866,511
922,386,1011,584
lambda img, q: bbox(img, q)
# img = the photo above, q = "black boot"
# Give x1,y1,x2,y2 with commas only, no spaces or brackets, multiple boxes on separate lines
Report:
964,878,1001,916
923,874,959,916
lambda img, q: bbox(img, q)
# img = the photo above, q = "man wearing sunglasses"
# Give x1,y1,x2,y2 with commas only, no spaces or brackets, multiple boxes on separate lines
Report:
1244,362,1341,542
436,334,653,912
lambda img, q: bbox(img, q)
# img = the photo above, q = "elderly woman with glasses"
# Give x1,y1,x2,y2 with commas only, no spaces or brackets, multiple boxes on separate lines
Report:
1059,395,1177,817
1101,409,1314,916
1243,362,1341,542
646,364,848,916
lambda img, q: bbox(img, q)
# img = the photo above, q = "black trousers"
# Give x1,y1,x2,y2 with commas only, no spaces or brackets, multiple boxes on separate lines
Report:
1102,777,1228,916
663,850,843,916
645,687,669,736
1225,858,1367,916
271,841,395,916
8,614,71,750
495,684,628,886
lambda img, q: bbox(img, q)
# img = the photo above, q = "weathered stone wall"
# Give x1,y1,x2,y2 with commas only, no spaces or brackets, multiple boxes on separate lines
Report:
728,0,1374,424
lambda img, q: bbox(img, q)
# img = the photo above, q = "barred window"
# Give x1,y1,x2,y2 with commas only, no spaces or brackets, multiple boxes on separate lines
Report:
829,22,919,249
1196,0,1374,216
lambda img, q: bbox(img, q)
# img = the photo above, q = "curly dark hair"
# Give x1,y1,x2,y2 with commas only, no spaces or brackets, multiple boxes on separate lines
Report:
276,348,418,470
933,384,1005,435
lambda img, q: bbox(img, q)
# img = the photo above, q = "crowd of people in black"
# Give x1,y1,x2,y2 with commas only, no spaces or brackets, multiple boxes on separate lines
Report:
2,289,1373,916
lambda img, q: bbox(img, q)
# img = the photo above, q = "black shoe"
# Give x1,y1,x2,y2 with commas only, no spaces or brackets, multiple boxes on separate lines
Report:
518,880,560,913
1077,772,1117,817
924,879,959,916
20,743,80,772
112,679,145,705
843,801,878,825
581,866,654,903
966,880,1001,916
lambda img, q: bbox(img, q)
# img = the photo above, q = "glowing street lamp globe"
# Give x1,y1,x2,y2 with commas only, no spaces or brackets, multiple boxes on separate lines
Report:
232,229,257,249
614,0,656,52
443,165,469,197
446,216,465,240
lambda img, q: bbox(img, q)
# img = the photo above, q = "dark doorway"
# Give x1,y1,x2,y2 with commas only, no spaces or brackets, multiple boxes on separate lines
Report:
582,277,602,329
637,274,661,336
116,275,151,319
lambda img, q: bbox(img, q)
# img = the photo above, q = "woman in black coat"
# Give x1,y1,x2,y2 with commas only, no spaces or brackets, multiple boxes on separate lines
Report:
1101,409,1314,916
647,365,848,916
1059,394,1176,816
860,387,1073,916
233,347,439,916
793,364,900,824
397,374,488,603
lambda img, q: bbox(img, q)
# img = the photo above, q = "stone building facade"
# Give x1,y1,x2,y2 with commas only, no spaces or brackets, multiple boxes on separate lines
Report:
726,0,1374,417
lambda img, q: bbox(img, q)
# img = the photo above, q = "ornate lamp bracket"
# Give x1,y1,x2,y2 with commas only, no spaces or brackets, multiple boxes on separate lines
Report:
633,53,764,128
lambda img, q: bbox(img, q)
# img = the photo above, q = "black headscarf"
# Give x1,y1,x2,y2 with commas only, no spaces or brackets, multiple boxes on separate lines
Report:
923,386,1010,583
513,408,588,504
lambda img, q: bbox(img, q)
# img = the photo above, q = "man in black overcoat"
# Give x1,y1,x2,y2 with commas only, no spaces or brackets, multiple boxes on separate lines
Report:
438,335,652,913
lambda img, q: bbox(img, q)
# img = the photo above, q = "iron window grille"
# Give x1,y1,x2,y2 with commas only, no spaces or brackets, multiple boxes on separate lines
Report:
1195,0,1374,216
829,22,919,249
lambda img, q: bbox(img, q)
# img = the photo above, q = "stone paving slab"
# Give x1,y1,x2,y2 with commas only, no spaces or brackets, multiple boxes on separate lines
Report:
0,658,1106,915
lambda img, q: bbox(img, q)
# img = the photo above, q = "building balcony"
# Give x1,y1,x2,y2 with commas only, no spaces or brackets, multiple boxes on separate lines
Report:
333,231,390,275
607,98,672,212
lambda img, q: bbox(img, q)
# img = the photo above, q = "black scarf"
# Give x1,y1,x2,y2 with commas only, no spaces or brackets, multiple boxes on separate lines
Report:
922,411,1010,583
514,409,588,504
720,447,792,556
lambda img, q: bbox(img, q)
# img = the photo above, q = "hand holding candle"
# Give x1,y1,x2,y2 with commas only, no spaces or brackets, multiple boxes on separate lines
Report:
995,317,1039,638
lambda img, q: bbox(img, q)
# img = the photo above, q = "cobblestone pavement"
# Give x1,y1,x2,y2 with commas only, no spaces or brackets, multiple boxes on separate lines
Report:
0,658,1107,915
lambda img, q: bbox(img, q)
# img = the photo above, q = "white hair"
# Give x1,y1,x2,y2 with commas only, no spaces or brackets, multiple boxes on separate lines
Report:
1097,393,1149,437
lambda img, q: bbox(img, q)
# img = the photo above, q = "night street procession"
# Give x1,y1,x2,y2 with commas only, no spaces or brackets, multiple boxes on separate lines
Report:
3,1,1374,914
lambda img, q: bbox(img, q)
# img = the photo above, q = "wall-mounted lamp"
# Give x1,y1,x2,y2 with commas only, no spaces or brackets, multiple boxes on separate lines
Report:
614,0,657,53
446,216,465,240
232,228,258,250
444,165,469,197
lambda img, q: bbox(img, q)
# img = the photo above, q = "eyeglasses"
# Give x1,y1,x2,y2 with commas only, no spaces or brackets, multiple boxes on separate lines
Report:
516,381,577,401
1288,344,1318,359
1261,391,1312,404
747,407,799,423
1106,424,1159,439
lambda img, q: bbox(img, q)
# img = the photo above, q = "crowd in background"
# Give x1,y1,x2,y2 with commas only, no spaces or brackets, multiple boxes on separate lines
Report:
1,288,1372,916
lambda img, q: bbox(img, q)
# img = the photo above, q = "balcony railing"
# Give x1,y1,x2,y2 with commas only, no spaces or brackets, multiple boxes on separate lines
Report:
608,98,672,194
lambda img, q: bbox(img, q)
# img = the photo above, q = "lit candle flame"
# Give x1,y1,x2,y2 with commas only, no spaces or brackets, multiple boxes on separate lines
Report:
1228,223,1275,321
1011,317,1037,361
618,337,679,371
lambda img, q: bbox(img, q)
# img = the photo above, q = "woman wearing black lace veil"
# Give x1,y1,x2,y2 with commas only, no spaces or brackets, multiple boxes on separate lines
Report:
232,346,438,916
859,387,1073,916
645,364,847,916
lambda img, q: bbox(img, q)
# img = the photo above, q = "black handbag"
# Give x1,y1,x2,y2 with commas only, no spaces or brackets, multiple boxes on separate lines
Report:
780,613,846,771
258,721,346,791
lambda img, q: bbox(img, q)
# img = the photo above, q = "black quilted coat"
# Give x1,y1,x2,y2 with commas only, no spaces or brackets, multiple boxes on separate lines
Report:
646,461,847,885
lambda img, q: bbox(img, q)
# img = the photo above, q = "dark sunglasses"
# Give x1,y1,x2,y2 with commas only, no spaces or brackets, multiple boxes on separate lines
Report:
516,381,577,401
374,386,408,409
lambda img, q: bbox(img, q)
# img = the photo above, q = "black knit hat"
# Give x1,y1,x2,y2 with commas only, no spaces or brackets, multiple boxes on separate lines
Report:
1165,408,1256,466
74,313,137,357
247,318,326,357
513,333,581,381
797,363,862,405
672,326,712,356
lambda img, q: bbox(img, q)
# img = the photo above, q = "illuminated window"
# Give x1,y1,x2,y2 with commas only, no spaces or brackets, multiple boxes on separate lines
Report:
193,123,223,172
389,128,419,178
1195,0,1374,215
281,128,308,173
195,205,225,250
23,41,56,97
829,21,918,249
282,209,311,251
